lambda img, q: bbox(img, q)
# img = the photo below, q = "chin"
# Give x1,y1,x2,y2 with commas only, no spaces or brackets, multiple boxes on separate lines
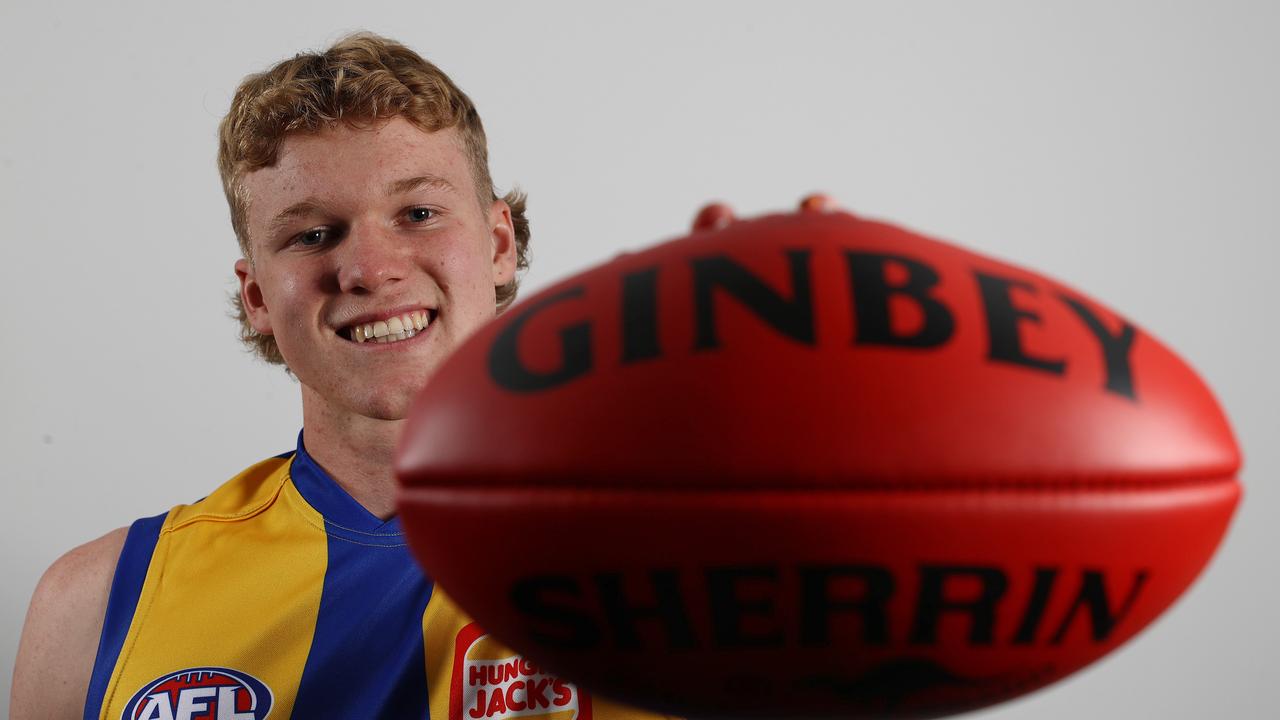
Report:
299,378,422,423
297,355,440,423
353,389,420,422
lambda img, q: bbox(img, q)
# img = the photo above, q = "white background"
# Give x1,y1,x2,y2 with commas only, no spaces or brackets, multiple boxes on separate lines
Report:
1,1,1275,717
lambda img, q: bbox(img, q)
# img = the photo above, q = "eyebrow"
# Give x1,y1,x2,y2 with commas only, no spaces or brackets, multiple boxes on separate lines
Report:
267,199,324,236
265,174,457,236
386,173,456,196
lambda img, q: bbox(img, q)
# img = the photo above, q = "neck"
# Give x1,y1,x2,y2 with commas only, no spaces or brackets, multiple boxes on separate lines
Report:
299,388,404,520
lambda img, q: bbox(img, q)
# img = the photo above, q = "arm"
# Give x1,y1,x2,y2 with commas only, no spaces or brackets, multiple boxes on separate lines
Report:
10,528,128,720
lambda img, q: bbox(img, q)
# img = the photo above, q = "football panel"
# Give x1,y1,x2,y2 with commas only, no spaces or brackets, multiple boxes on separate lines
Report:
400,480,1240,718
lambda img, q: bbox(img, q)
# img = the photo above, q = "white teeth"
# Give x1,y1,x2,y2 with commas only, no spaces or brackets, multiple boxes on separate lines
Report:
374,329,415,344
349,310,431,344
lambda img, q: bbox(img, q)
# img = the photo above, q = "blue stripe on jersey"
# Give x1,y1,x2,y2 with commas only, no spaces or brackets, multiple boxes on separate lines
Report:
84,512,168,720
290,433,435,719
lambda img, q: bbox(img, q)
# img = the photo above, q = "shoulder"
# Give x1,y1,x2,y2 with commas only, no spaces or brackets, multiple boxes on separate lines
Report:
10,527,129,720
168,454,295,527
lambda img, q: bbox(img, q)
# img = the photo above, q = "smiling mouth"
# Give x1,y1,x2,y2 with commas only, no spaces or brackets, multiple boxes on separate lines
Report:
340,309,436,344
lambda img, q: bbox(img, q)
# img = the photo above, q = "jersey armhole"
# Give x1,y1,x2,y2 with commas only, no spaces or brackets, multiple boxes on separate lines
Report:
82,512,168,720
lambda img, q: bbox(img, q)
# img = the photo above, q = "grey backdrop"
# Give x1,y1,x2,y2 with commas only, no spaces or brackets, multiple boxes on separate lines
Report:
1,1,1275,717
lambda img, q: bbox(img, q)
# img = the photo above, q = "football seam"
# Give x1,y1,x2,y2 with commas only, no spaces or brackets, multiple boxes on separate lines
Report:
399,471,1240,493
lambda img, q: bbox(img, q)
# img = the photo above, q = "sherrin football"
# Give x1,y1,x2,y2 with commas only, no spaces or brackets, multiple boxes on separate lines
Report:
395,197,1242,719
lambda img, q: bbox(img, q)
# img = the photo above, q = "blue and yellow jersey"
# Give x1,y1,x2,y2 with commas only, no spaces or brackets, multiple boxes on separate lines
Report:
84,434,661,720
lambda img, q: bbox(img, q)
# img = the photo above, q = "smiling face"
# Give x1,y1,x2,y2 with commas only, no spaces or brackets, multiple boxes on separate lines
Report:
235,117,516,423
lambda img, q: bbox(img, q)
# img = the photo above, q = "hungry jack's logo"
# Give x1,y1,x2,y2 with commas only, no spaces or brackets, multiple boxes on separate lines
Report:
451,622,592,720
122,667,273,720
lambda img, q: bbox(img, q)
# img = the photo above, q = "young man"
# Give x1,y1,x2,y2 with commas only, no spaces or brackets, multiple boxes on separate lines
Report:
11,34,664,720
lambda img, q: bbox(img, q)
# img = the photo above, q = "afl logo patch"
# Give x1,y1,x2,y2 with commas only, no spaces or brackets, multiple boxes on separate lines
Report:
122,667,273,720
450,622,591,720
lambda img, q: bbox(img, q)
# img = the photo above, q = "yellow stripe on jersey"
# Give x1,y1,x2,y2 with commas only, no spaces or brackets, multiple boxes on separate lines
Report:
97,457,327,719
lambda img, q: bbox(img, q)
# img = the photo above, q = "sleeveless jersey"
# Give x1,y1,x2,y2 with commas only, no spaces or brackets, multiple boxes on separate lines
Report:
84,433,666,720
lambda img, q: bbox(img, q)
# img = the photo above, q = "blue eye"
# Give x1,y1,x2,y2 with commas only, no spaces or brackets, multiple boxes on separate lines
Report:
408,207,435,222
297,228,329,246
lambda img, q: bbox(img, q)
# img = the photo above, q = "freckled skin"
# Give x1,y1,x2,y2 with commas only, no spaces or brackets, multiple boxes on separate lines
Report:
237,118,516,424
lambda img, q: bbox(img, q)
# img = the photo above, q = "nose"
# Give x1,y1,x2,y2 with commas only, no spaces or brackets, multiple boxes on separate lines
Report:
334,222,410,294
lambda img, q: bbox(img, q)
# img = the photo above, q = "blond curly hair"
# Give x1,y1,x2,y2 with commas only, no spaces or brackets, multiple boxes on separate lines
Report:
217,32,530,366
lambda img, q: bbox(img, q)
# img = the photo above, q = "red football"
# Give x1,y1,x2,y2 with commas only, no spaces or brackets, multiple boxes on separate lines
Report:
396,198,1241,718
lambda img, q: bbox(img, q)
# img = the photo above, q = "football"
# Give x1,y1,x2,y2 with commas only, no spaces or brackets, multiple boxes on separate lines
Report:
396,197,1241,718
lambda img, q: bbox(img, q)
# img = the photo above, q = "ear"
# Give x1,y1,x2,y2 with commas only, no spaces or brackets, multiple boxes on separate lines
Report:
487,199,518,286
235,257,274,335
